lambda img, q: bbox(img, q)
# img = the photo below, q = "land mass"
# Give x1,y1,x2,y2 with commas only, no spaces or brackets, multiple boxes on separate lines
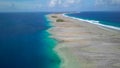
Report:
47,14,120,68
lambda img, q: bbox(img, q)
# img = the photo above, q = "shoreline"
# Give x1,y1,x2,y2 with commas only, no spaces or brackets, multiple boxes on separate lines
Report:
63,14,120,31
47,14,120,68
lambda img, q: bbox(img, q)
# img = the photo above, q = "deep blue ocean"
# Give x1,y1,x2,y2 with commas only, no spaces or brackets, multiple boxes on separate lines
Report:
67,12,120,30
0,12,60,68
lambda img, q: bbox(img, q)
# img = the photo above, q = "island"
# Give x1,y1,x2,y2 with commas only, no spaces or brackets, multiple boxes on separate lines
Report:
47,14,120,68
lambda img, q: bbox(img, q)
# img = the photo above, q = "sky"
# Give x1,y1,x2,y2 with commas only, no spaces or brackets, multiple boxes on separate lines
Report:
0,0,120,12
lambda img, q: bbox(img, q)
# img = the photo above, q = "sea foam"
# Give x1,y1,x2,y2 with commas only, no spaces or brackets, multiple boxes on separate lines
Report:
63,14,120,30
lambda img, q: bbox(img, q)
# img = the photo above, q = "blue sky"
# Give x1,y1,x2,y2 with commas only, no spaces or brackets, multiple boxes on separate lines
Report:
0,0,120,12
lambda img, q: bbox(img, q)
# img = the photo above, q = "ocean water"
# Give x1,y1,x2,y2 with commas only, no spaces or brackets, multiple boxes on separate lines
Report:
0,12,60,68
66,12,120,30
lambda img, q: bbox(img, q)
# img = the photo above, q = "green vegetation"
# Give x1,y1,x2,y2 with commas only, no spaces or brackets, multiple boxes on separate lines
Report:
56,19,65,22
51,16,57,18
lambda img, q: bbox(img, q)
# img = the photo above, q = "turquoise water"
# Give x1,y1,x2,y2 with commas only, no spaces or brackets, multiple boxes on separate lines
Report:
0,12,60,68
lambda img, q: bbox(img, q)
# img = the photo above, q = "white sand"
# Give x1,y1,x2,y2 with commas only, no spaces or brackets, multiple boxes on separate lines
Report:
47,14,120,68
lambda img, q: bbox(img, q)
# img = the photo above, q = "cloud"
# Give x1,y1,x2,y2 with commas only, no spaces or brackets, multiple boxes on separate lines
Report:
1,0,119,12
62,0,76,7
49,0,81,7
95,0,120,6
49,0,57,7
95,0,105,6
0,1,42,11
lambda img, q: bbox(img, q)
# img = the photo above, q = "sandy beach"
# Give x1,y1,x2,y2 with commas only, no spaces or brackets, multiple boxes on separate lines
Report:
47,14,120,68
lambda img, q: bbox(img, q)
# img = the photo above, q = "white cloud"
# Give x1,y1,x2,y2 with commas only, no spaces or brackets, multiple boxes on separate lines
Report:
0,1,42,11
49,0,81,8
66,0,75,4
95,0,120,6
0,1,43,12
49,0,58,7
95,0,105,5
63,0,75,7
63,0,81,7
